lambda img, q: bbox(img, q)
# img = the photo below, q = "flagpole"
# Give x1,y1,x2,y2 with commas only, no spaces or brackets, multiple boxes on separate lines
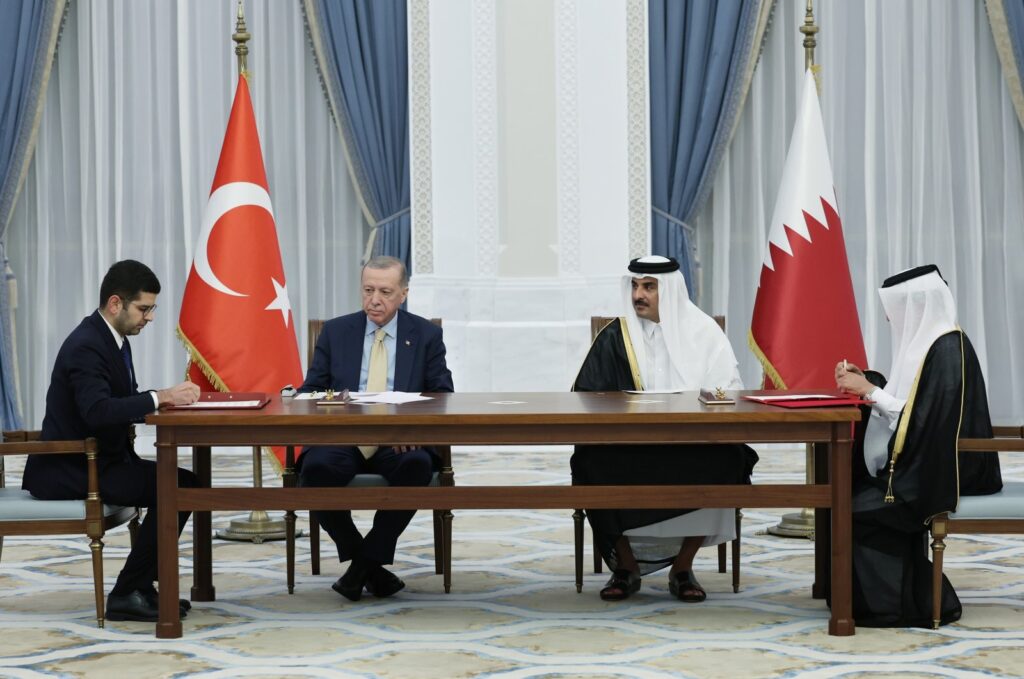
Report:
767,0,821,541
217,0,295,544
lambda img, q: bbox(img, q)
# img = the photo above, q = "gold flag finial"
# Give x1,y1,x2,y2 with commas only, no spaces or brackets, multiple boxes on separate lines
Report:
799,0,821,93
232,0,250,79
799,0,818,70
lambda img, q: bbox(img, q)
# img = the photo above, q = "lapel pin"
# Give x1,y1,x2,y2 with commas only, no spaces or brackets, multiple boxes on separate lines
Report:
405,340,411,346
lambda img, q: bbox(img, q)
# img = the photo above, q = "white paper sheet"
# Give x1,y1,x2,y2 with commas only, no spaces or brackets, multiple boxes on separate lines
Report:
349,392,432,404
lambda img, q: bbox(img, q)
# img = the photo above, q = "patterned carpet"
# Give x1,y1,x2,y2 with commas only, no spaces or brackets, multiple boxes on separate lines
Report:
1,431,1023,678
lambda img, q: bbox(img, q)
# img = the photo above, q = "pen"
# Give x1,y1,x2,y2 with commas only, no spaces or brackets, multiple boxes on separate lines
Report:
843,359,847,373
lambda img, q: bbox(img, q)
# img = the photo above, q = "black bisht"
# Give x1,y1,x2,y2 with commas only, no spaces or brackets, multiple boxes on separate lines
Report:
847,330,1002,628
570,319,758,574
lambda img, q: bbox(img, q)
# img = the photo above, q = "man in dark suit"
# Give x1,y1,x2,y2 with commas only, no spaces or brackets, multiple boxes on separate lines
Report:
298,255,454,601
23,260,201,622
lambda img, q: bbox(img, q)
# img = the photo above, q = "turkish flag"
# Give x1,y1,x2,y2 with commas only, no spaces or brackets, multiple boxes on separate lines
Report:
749,70,867,389
177,75,302,464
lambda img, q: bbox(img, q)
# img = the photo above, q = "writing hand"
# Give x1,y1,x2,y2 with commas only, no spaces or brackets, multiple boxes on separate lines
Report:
834,361,864,381
836,372,873,397
157,381,201,407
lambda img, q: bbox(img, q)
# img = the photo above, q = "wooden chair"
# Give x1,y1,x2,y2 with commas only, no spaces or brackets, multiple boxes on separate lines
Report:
930,424,1024,628
283,318,455,594
0,431,139,628
573,315,741,593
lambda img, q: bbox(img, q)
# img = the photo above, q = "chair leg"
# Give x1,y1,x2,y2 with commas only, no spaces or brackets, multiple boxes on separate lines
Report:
128,514,140,548
433,510,444,575
442,510,453,593
591,524,602,574
310,512,320,576
931,518,948,629
573,509,584,593
90,537,105,628
285,510,296,594
718,542,726,573
732,509,742,593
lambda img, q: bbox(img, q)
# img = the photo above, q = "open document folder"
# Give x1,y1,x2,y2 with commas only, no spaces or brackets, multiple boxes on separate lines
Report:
166,392,270,409
295,391,433,405
743,393,870,408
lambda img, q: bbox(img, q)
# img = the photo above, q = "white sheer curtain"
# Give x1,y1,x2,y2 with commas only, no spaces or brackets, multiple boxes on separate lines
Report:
697,0,1024,422
7,0,365,426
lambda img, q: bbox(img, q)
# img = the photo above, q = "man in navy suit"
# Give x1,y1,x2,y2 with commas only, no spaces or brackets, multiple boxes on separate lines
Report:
298,255,454,601
23,260,201,622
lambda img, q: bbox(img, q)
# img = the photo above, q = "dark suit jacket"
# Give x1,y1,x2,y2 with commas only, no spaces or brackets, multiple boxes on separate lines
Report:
300,309,454,394
23,310,155,497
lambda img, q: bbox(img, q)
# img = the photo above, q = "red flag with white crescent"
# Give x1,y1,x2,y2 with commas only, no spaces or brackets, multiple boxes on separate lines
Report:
749,70,867,389
177,75,302,464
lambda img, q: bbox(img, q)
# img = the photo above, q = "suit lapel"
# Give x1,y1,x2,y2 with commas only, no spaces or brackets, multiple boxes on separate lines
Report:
341,313,365,391
89,311,132,393
394,311,416,391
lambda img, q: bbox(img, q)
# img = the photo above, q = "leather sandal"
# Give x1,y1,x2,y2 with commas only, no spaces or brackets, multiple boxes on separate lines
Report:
669,570,706,603
599,569,641,601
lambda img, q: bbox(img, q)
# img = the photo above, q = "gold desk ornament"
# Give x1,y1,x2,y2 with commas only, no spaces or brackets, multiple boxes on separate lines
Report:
317,388,351,406
698,387,735,406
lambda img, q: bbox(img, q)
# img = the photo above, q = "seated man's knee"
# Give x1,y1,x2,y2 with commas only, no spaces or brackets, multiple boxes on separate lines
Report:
393,449,434,485
298,448,359,487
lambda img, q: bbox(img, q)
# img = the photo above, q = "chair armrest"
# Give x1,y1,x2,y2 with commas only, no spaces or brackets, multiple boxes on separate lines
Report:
959,426,1024,452
0,439,95,455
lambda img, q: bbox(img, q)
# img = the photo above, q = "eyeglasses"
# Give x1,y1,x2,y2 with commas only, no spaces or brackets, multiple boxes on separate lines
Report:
131,302,157,318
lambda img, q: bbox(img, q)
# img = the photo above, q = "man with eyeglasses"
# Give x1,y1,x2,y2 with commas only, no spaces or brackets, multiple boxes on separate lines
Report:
23,259,201,623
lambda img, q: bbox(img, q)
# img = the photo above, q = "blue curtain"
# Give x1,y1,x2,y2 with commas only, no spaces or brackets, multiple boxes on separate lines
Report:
986,0,1024,129
648,0,766,297
0,0,64,430
303,0,411,271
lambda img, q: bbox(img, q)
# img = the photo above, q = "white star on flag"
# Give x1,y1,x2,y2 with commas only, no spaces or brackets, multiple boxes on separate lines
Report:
264,277,292,327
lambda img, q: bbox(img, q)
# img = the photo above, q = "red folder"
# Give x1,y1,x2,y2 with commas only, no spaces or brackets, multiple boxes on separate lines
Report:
166,392,270,410
743,394,870,409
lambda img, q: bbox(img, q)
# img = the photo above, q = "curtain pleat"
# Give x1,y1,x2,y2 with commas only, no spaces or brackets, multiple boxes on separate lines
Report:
647,0,771,299
0,0,65,430
303,0,410,269
986,0,1024,129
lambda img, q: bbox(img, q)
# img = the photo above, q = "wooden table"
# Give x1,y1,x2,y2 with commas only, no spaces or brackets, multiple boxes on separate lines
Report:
148,391,859,639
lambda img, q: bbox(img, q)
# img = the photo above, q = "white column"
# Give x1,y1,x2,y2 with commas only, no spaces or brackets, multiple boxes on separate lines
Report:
409,0,649,392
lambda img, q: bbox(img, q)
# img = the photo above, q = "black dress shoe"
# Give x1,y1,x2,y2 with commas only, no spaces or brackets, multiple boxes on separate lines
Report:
332,559,373,601
141,588,190,617
106,590,160,622
366,565,405,598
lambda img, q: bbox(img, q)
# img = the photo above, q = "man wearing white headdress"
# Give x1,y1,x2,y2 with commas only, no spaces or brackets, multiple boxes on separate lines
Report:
571,256,757,602
836,264,1001,627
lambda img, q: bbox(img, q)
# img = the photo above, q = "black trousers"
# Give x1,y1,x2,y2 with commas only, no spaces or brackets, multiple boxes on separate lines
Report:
25,454,197,594
297,445,433,566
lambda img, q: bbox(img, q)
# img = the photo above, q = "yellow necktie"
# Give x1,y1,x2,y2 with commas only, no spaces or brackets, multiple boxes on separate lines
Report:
358,328,388,459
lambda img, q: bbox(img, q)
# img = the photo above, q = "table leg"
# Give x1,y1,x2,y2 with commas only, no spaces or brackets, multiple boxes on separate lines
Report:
812,442,829,600
191,445,215,601
828,424,855,636
156,441,182,639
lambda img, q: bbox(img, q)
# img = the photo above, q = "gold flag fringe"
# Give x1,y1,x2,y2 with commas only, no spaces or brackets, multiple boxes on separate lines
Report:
175,325,284,476
747,330,788,390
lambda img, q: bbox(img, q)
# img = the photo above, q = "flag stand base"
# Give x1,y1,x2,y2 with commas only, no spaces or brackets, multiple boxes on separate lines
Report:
767,508,816,539
216,510,300,543
215,446,303,543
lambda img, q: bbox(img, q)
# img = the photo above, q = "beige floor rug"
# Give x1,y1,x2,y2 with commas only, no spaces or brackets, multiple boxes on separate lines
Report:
1,432,1022,678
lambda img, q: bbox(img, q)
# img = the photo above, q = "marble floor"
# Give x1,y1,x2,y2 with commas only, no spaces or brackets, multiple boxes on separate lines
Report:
1,432,1022,678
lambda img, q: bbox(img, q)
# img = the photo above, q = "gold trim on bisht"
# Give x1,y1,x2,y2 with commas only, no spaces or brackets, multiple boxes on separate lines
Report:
618,318,643,391
885,329,965,504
